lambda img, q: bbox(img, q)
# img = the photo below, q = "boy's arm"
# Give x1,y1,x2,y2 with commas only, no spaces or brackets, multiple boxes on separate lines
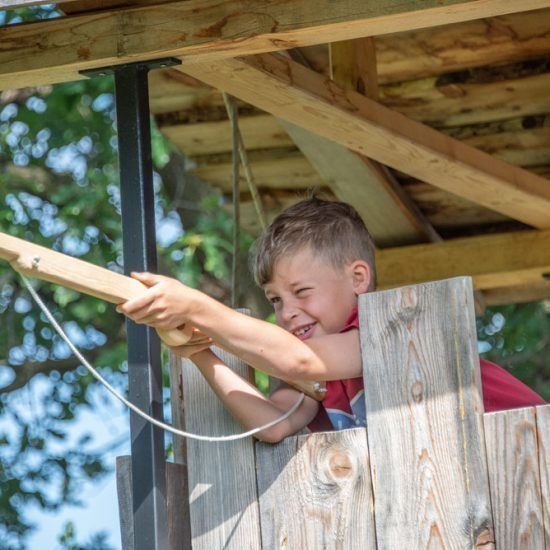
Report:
185,349,320,443
117,272,363,382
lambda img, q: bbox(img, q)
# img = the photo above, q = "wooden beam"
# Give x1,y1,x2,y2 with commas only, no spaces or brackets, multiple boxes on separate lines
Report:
376,229,550,293
275,11,550,85
402,180,509,227
483,282,550,306
330,38,379,100
299,38,439,246
0,0,77,6
162,114,293,156
280,122,438,246
193,151,320,191
181,54,550,228
2,0,549,90
381,72,550,128
0,231,194,346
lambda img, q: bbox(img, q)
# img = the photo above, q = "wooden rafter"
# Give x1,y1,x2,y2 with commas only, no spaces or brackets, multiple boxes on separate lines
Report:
1,0,550,90
180,54,550,229
376,229,550,292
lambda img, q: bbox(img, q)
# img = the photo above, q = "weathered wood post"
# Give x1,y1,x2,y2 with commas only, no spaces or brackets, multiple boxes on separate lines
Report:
358,276,494,547
163,276,549,549
171,342,262,548
484,405,549,549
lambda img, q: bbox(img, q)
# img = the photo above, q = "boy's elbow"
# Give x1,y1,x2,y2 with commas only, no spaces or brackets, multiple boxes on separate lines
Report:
253,421,294,444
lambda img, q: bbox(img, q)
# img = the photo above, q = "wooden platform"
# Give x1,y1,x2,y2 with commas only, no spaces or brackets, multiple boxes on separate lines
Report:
3,1,550,306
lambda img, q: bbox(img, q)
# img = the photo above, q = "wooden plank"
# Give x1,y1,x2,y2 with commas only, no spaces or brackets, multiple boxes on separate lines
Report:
381,71,550,128
179,345,262,549
2,0,549,90
330,38,379,100
181,55,550,228
279,122,436,246
402,181,509,227
282,40,440,246
537,405,550,546
462,128,550,168
193,151,320,191
358,277,494,547
483,282,550,306
376,229,550,291
295,11,550,85
0,231,192,346
116,456,191,550
484,407,545,549
162,114,293,156
256,429,375,549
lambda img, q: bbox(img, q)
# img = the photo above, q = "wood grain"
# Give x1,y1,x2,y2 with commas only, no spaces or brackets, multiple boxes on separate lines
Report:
484,407,545,550
0,231,193,346
376,229,550,291
180,344,262,549
256,429,375,549
536,405,550,547
2,0,548,89
358,277,494,548
181,54,550,228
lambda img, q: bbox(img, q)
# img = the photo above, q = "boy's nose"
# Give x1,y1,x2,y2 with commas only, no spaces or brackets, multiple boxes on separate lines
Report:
279,302,298,325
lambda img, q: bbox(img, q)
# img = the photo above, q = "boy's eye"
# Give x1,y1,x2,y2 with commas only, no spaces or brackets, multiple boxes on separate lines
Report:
268,296,280,305
296,288,311,296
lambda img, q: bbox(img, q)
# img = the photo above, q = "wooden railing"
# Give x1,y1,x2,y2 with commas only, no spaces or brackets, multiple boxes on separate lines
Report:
118,277,549,549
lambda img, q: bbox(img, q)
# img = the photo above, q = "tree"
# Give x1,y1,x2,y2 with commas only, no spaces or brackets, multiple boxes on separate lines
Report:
1,5,548,548
0,9,255,548
478,301,550,401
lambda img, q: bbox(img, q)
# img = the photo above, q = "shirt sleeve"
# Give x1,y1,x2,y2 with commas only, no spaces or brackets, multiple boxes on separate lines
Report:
480,358,546,412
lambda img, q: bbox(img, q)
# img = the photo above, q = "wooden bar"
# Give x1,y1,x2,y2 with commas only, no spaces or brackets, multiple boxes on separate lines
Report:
484,407,545,550
376,229,550,291
181,55,550,229
358,277,494,547
536,405,550,547
256,429,375,549
116,456,191,550
1,0,548,90
178,345,262,548
0,231,192,346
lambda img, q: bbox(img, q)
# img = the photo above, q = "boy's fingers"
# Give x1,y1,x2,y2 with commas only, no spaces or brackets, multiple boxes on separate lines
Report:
170,342,211,358
130,271,161,287
116,292,156,315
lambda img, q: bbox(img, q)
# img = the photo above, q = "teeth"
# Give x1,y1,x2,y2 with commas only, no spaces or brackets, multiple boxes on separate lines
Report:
294,325,310,336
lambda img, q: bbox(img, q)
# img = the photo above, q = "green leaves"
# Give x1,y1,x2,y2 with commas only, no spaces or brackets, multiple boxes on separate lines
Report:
477,302,550,401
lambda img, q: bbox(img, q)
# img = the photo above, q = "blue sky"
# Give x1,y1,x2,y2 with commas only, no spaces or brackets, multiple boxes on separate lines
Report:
26,387,130,549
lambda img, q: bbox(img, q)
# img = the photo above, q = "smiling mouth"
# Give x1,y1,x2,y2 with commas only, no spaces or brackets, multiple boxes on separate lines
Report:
292,323,315,340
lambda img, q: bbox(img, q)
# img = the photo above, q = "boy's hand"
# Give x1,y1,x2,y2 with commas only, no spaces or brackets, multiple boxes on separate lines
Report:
170,328,213,358
116,272,199,330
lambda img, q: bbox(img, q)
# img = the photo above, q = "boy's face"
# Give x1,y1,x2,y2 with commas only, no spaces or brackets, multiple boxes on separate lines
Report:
263,246,368,340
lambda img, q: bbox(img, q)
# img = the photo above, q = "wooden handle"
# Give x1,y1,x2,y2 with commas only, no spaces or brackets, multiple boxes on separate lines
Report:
0,231,193,346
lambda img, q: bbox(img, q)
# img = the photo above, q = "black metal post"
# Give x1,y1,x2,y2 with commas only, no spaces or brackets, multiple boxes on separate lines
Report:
82,58,180,550
113,62,168,550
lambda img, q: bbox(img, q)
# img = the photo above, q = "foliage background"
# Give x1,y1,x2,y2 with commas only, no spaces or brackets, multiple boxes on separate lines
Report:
0,5,548,549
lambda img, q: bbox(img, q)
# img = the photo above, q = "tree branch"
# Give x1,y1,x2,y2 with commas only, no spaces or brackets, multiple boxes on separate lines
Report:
0,348,104,395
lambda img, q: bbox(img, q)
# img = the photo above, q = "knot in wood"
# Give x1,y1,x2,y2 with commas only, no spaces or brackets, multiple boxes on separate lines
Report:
411,381,423,403
327,450,353,480
475,527,495,547
400,287,418,310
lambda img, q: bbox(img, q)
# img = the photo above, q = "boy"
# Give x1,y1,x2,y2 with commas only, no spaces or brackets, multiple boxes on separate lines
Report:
118,198,545,442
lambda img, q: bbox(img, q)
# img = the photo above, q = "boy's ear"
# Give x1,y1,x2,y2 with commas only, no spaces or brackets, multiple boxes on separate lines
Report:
349,260,371,294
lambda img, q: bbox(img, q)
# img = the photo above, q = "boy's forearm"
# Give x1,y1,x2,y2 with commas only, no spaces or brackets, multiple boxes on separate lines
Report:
190,350,315,441
189,295,325,380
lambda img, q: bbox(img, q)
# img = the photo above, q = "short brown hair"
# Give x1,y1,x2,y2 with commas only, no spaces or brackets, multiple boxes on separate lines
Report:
251,197,376,288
